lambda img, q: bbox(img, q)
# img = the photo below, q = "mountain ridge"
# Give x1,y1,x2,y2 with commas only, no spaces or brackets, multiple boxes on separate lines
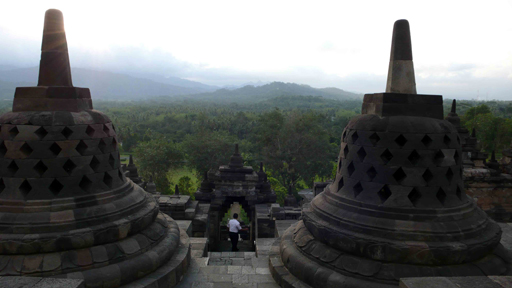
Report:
0,67,362,102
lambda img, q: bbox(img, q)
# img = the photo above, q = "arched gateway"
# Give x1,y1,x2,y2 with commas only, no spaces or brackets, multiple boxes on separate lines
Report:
195,144,277,251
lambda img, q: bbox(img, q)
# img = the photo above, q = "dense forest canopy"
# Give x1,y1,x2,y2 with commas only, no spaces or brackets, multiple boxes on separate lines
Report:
0,96,510,204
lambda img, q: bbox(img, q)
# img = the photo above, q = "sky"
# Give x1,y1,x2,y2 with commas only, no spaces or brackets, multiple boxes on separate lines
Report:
0,0,512,99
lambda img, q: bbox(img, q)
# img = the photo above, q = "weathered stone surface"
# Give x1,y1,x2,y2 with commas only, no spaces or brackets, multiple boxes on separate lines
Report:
0,9,189,288
273,19,511,288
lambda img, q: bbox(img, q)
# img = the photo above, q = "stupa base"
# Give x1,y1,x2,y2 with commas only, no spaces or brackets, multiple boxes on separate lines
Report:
121,220,191,288
269,221,512,288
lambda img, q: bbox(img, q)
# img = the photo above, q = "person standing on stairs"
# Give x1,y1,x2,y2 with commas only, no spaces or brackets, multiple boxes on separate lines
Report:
227,213,247,251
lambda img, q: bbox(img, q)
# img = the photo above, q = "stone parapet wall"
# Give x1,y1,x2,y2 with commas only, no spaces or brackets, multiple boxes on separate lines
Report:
465,168,512,222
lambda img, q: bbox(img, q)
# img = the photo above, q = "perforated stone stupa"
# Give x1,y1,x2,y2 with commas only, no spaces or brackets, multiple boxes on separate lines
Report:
0,9,189,288
270,19,511,288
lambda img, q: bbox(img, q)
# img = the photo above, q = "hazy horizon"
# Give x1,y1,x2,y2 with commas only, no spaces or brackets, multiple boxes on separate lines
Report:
1,0,511,100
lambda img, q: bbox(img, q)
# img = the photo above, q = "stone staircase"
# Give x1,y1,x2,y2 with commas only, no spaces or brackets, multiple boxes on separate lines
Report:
176,240,279,288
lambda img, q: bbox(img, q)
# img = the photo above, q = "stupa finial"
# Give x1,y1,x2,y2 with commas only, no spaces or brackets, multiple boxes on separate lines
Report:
129,154,134,165
451,99,457,113
175,184,180,195
386,19,416,94
38,9,73,87
259,162,264,172
472,128,476,138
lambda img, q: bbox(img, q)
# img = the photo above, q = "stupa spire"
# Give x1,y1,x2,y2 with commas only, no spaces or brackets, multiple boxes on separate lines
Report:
38,9,73,87
386,19,416,94
175,184,180,195
451,99,457,113
228,143,244,169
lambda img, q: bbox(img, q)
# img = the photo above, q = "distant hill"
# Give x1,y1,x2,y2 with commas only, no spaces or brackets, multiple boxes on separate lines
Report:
184,82,362,103
0,67,213,100
0,68,361,103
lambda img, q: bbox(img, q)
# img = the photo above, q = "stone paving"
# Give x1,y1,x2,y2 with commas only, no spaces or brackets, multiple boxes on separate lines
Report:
176,246,279,288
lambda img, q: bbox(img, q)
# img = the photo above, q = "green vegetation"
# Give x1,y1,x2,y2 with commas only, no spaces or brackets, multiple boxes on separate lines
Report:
94,97,512,202
458,103,512,155
221,207,250,226
1,95,504,203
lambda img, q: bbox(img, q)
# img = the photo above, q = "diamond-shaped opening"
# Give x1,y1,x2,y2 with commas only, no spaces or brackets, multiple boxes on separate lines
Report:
337,176,344,191
49,179,64,196
75,140,88,155
49,142,61,156
112,124,116,132
61,127,73,139
7,160,18,176
408,188,421,206
378,185,392,203
457,136,461,145
19,179,32,198
112,137,118,150
118,169,124,181
20,143,33,157
393,167,407,183
369,132,380,146
436,188,447,205
90,156,101,172
456,186,463,200
434,150,445,165
357,147,367,162
454,150,459,164
79,175,93,192
63,159,76,174
98,139,107,153
9,126,19,140
366,166,377,181
446,167,454,183
421,135,433,147
351,131,359,144
353,182,363,198
347,162,355,176
343,145,349,158
103,124,110,135
109,154,116,169
342,130,347,142
103,172,113,188
0,178,5,193
380,149,393,164
86,125,95,137
0,141,7,157
395,134,407,147
443,135,451,147
408,150,421,165
422,168,434,183
33,160,48,177
34,126,48,140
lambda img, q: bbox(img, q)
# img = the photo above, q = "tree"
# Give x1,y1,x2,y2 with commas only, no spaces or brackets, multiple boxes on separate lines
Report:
182,129,237,175
176,176,195,197
133,130,183,194
254,109,336,190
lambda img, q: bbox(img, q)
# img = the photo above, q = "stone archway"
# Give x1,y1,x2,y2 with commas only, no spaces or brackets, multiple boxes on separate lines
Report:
195,144,276,251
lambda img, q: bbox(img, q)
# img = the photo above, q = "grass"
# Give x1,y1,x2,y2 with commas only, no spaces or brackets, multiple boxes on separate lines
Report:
167,167,200,189
120,154,130,165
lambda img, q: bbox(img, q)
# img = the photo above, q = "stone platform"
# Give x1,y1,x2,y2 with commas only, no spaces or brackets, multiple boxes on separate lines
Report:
176,247,278,288
268,222,512,288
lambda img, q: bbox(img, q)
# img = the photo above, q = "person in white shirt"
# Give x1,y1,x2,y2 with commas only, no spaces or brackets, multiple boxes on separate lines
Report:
227,213,247,251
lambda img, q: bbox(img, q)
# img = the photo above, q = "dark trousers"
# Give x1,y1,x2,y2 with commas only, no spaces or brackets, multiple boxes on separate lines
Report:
229,232,239,251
